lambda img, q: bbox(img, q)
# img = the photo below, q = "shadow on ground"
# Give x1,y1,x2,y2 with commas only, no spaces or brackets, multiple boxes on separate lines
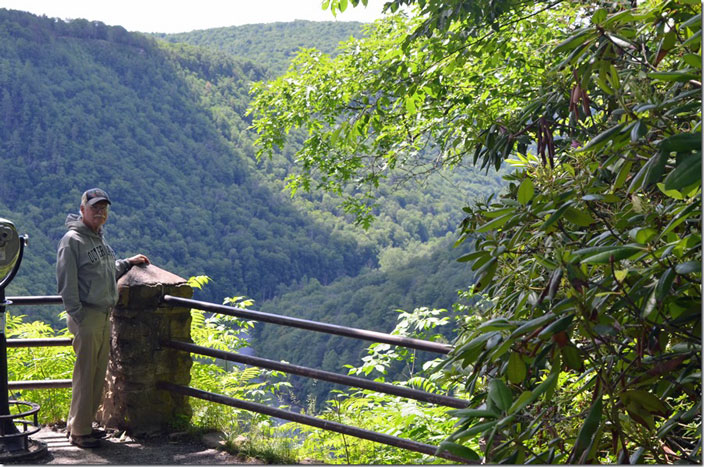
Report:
7,427,260,465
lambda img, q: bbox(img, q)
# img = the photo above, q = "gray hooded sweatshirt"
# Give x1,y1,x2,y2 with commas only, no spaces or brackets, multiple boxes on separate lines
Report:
56,214,131,324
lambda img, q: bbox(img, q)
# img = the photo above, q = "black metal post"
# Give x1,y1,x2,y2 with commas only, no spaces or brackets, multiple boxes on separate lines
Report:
0,236,26,451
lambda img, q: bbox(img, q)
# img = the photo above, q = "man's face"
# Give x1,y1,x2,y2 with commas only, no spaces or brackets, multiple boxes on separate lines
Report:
81,201,109,232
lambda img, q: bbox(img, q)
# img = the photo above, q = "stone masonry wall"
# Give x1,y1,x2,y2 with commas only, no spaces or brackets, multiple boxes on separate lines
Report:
97,264,193,436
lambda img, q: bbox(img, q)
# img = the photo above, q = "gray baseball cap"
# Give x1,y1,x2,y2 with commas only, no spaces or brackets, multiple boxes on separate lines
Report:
81,188,112,206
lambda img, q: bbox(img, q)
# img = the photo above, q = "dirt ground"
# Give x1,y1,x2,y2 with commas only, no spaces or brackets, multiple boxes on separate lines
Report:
5,426,263,465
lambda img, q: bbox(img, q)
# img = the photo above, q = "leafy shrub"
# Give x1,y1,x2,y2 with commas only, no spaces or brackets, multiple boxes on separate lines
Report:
6,311,73,424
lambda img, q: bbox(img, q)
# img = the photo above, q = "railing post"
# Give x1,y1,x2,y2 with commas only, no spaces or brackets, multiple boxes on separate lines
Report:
96,264,193,436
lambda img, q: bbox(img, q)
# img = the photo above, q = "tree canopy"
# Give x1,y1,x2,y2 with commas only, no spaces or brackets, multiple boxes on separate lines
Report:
249,0,701,463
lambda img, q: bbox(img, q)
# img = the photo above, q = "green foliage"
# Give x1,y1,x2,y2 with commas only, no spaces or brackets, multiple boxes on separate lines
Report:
446,1,701,463
289,306,469,464
248,2,549,224
252,236,475,407
188,293,289,426
251,0,702,463
5,310,73,424
155,20,366,77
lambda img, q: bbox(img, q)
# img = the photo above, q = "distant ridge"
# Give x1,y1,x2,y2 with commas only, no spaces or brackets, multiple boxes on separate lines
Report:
154,20,365,76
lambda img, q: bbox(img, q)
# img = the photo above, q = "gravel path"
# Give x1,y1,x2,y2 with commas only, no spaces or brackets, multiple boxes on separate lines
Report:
6,427,261,465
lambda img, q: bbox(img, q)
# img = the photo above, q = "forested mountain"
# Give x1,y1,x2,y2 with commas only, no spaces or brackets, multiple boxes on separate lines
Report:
154,20,365,77
0,7,503,389
157,21,504,263
0,10,376,326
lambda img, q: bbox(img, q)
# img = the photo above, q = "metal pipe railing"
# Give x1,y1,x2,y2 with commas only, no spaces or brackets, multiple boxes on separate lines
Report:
8,380,71,390
7,338,72,348
5,296,62,306
163,339,468,409
157,381,475,464
5,338,72,390
163,295,453,355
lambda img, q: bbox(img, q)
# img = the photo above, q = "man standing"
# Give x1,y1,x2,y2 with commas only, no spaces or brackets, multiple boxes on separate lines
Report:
56,188,149,448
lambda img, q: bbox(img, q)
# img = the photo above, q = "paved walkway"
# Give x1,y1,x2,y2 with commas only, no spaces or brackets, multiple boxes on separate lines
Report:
5,427,256,465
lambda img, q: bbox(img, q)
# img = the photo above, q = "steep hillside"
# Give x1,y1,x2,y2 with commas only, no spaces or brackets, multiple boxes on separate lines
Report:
0,10,375,325
155,20,365,77
156,26,505,262
0,7,503,369
252,235,475,406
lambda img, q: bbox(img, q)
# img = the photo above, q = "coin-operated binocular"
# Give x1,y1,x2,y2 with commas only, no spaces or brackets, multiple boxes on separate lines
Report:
0,218,33,455
0,219,24,286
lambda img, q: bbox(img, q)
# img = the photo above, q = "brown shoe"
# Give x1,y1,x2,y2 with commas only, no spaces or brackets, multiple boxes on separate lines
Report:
69,434,100,448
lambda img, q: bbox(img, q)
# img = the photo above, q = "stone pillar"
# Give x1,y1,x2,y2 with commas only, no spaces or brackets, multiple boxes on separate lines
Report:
97,264,193,436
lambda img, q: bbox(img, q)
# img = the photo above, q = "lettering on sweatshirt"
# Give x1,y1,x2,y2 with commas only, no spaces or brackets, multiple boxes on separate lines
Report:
87,244,116,264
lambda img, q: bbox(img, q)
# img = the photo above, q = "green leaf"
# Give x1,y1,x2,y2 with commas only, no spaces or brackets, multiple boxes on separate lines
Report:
564,207,595,226
624,403,654,429
437,441,481,462
449,420,499,442
622,390,669,417
613,161,633,189
655,268,676,300
404,95,416,113
456,332,497,356
507,391,533,414
474,258,498,292
540,203,570,230
581,123,624,151
488,379,513,412
660,132,701,154
477,318,514,331
682,29,701,47
682,53,702,68
656,182,685,200
553,28,595,53
641,289,659,321
508,372,559,414
570,396,603,463
448,407,500,419
509,313,555,339
476,212,514,233
561,345,582,370
644,151,668,187
507,352,526,384
660,203,698,238
663,152,702,191
628,227,657,244
613,269,628,282
457,250,487,263
630,120,647,141
517,178,535,205
592,8,607,25
675,261,701,275
648,71,700,82
538,314,574,339
580,246,643,264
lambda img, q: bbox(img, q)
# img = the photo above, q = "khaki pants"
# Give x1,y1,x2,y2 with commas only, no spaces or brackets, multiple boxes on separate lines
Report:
66,309,110,437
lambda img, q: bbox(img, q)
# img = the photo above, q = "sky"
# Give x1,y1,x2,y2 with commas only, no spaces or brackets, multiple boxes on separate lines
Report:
0,0,388,34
